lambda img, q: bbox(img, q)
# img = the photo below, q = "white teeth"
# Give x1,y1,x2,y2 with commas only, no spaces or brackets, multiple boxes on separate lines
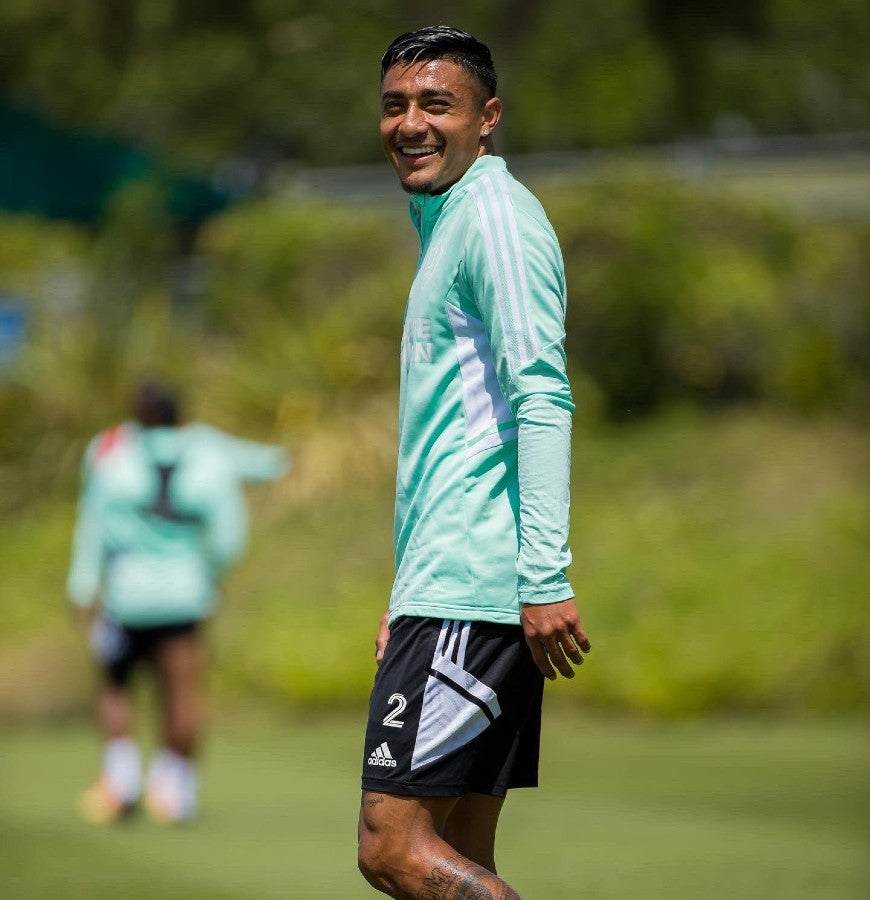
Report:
401,146,438,156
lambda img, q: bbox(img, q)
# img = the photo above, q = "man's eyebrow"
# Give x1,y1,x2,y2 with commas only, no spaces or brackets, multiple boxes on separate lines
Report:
381,88,458,101
418,88,457,99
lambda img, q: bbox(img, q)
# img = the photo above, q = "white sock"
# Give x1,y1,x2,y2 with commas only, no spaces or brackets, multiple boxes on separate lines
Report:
146,748,174,787
173,754,199,819
103,738,142,803
147,749,198,819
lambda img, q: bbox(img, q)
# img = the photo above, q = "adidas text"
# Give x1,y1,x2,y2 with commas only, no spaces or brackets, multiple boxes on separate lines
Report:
367,742,397,768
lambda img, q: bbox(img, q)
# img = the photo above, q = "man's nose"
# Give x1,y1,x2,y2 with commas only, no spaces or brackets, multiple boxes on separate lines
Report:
398,104,426,135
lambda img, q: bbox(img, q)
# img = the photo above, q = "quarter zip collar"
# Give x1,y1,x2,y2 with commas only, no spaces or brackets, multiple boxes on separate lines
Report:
409,155,508,245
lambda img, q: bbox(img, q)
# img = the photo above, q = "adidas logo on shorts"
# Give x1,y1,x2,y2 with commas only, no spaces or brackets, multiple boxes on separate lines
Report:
367,741,397,768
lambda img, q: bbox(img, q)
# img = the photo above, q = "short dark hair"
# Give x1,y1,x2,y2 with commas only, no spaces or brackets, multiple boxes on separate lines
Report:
133,380,180,428
380,26,497,99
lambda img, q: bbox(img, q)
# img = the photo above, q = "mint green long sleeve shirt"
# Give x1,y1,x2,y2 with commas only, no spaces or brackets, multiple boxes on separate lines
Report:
389,155,575,626
67,422,287,626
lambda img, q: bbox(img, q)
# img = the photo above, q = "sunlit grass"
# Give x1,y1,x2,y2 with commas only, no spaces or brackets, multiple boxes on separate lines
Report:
1,713,867,899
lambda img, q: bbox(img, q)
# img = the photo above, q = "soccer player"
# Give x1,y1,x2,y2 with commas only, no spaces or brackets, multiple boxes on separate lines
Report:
68,380,288,824
358,26,591,899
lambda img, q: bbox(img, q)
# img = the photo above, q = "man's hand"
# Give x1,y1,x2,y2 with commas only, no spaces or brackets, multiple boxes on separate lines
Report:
521,598,591,680
70,605,128,664
375,611,391,666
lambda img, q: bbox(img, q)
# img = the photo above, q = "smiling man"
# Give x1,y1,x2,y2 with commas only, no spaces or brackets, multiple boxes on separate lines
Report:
358,27,591,899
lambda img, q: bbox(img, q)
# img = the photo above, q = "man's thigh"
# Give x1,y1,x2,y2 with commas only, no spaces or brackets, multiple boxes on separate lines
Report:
443,793,505,871
360,791,456,844
358,791,505,879
152,623,203,702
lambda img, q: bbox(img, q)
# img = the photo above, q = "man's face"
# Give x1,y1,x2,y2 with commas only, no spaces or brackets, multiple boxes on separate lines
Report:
380,59,501,195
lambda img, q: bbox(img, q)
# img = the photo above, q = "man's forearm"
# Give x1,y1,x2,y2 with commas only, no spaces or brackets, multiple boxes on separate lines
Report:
515,394,574,604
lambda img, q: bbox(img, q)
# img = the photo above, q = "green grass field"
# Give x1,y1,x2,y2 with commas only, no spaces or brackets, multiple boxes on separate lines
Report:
1,711,867,899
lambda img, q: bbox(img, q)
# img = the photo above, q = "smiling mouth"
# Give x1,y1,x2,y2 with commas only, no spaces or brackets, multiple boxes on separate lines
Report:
398,145,440,159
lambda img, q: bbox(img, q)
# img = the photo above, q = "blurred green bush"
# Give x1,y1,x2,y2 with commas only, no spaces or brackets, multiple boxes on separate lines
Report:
542,179,869,417
0,172,867,718
192,177,870,423
0,172,867,504
196,176,870,421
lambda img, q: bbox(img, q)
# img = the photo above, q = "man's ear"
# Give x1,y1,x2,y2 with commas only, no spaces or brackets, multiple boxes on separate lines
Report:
481,96,502,136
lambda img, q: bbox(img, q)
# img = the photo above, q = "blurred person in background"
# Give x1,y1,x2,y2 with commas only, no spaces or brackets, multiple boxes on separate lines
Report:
358,26,590,899
67,379,288,824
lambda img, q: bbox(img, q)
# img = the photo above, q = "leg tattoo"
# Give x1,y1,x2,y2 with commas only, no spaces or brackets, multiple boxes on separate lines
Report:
417,857,519,900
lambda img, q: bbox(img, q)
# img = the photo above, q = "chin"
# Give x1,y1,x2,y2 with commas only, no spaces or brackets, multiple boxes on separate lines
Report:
400,176,435,195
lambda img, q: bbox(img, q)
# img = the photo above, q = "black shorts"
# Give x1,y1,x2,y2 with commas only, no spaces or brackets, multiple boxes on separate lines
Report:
99,620,200,687
361,616,544,799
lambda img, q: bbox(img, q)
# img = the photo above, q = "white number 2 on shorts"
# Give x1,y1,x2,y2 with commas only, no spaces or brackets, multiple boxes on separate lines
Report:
382,692,407,729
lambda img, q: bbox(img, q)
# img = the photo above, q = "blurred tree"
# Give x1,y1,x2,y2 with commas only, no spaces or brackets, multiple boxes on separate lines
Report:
511,0,674,149
0,1,866,173
0,102,226,226
644,0,769,132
